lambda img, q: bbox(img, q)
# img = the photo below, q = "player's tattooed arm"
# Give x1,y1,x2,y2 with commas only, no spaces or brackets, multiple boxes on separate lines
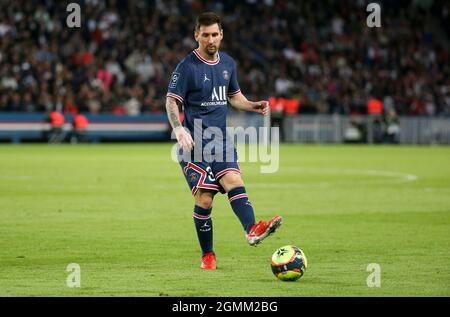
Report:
165,96,182,129
165,96,195,150
228,92,270,116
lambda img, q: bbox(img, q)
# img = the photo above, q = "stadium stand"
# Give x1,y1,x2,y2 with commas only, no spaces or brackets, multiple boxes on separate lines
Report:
0,0,448,143
0,0,448,116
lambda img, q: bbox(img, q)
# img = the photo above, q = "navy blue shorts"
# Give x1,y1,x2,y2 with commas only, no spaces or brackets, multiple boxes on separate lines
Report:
180,159,241,196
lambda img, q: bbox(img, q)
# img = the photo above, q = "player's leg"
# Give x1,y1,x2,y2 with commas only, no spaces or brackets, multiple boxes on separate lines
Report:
218,171,255,233
218,171,282,246
194,189,217,270
178,160,218,269
193,189,215,254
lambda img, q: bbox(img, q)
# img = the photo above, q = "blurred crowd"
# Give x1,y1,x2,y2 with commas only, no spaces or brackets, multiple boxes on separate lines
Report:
0,0,449,116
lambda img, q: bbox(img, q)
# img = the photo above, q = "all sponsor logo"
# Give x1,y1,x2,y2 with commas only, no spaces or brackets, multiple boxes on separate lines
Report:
201,86,228,107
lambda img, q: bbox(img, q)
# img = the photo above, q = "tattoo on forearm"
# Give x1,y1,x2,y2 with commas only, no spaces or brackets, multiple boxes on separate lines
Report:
166,97,182,129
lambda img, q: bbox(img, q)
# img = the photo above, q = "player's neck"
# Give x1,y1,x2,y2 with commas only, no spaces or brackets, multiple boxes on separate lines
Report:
195,49,219,62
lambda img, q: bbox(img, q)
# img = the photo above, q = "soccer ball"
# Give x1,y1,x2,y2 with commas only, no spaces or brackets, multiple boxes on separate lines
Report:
271,245,307,281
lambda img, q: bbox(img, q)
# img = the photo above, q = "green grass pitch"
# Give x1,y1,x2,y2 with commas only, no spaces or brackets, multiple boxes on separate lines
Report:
0,144,449,296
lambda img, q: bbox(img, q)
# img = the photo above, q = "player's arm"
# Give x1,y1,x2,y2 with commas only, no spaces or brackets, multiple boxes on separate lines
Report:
165,96,195,150
228,91,270,116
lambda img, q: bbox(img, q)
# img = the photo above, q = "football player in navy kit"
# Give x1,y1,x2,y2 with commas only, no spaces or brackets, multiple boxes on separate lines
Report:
165,12,282,270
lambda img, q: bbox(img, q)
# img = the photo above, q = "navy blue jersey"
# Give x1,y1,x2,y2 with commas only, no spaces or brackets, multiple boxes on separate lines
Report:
167,50,240,154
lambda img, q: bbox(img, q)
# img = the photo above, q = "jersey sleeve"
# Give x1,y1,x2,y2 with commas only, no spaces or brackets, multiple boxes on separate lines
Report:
227,61,241,97
166,60,190,104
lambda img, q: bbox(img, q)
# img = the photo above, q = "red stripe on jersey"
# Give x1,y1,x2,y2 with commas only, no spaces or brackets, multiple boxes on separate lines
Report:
185,163,220,196
193,49,220,65
167,93,184,103
227,89,241,96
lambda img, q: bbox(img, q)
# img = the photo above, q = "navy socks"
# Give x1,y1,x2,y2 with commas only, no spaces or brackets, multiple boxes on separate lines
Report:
193,205,213,256
228,187,256,233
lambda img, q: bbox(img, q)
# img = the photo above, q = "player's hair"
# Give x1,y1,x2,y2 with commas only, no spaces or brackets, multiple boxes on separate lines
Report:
195,12,222,32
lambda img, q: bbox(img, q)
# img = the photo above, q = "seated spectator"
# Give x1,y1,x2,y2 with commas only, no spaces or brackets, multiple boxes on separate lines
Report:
0,1,447,117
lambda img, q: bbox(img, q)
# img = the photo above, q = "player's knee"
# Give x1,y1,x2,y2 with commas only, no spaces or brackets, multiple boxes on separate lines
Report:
220,172,244,192
195,191,214,209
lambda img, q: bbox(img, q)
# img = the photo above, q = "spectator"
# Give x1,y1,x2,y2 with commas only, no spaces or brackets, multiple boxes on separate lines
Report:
0,0,447,117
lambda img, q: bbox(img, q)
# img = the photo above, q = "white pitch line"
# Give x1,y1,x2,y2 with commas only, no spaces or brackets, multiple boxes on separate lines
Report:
247,182,330,189
277,167,418,183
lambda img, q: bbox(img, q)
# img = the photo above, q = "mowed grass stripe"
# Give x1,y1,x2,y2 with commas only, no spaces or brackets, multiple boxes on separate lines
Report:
0,144,449,296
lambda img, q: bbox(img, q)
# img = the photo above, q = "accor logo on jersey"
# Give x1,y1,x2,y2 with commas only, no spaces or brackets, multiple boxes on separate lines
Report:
201,86,227,107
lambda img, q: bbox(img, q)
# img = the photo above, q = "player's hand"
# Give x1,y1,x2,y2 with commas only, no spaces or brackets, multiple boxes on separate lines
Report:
251,100,270,116
174,127,195,151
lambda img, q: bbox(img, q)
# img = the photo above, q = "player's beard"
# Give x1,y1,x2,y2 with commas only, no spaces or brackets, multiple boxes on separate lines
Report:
205,45,218,58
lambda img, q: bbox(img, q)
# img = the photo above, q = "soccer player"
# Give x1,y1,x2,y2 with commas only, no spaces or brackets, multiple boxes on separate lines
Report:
165,12,282,270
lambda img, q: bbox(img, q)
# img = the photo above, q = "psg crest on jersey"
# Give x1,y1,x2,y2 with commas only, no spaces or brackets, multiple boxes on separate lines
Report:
222,70,229,80
189,172,198,182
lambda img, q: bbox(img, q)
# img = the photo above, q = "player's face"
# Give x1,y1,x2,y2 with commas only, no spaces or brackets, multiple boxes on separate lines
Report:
195,23,223,57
